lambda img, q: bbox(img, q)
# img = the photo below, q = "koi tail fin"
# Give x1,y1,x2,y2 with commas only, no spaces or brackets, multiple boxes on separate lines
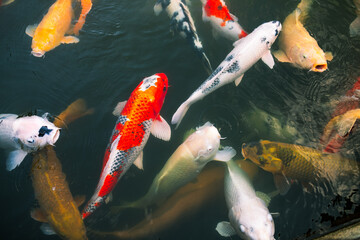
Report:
73,0,93,35
172,101,191,129
54,98,94,128
296,0,313,22
350,17,360,37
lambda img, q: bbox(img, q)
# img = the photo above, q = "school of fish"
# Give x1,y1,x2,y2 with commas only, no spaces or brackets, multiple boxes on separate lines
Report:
3,0,360,239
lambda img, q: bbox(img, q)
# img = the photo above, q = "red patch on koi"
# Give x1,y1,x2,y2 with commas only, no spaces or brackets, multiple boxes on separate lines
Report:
98,171,122,197
204,0,234,23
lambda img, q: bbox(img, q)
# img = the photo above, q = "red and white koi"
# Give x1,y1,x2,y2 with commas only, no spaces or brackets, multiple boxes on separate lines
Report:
201,0,247,41
82,73,171,219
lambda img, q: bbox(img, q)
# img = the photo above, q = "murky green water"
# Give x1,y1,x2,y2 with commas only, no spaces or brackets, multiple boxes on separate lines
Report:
1,0,360,239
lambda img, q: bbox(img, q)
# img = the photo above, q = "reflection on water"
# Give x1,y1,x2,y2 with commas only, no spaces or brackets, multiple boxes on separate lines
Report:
2,0,360,239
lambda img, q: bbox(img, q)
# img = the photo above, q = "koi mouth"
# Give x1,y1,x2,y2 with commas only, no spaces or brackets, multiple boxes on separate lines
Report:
51,129,60,145
31,50,45,58
312,64,327,72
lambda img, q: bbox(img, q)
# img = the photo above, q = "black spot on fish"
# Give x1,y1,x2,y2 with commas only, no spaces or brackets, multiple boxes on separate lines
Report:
208,66,223,79
259,156,267,166
275,29,278,36
158,0,171,9
0,120,2,124
225,61,240,73
261,37,266,43
225,55,233,62
217,5,222,10
202,78,220,94
272,20,277,24
38,126,52,137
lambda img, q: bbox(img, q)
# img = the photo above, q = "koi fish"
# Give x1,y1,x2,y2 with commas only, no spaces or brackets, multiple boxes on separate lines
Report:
31,99,93,240
350,0,360,36
321,77,360,153
25,0,92,57
242,140,360,195
92,160,259,239
272,0,333,72
112,122,235,211
82,73,171,219
215,159,275,240
0,113,60,171
201,0,247,41
0,0,14,6
321,109,360,153
154,0,213,74
171,20,281,128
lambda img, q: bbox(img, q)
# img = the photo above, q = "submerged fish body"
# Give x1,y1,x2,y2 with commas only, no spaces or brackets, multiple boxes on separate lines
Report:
0,114,60,171
321,109,360,153
30,99,92,240
82,73,171,219
201,0,247,41
116,122,235,209
0,0,15,6
171,20,281,128
272,0,333,72
242,140,360,195
95,165,226,239
216,160,275,240
154,0,213,74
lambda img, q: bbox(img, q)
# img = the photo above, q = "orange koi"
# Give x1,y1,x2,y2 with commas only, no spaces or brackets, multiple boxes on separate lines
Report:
82,73,171,219
25,0,92,57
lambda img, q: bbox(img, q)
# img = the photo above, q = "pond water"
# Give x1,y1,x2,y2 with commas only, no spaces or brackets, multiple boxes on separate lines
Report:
1,0,360,239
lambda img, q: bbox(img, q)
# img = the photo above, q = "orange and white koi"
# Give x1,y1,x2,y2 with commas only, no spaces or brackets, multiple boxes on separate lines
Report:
201,0,247,41
25,0,92,57
82,73,171,219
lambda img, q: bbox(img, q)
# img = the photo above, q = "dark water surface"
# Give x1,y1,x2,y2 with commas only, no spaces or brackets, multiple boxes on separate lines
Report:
2,0,360,239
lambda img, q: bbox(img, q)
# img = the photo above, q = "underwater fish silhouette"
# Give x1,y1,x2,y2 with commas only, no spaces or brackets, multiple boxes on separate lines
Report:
272,0,333,72
91,160,259,239
31,99,93,240
25,0,92,57
171,20,281,128
0,113,60,171
201,0,247,41
112,122,235,211
154,0,213,74
82,73,171,219
242,140,360,196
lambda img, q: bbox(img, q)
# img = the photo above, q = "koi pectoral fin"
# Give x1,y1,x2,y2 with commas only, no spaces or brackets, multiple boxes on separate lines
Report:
61,36,80,44
273,50,291,63
25,24,38,37
31,208,48,222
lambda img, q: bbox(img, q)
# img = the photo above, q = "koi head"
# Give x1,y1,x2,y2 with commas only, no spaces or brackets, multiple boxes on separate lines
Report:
254,21,282,49
135,73,168,114
14,115,60,152
290,45,330,72
185,122,221,164
242,140,283,173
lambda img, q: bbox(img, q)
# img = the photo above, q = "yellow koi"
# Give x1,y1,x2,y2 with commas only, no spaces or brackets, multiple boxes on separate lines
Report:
273,0,333,72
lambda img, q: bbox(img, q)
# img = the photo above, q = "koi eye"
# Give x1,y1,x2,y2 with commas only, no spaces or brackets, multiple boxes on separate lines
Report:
303,55,307,59
207,146,213,152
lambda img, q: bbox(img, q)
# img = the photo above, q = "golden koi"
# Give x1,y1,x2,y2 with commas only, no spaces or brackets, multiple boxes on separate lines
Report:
25,0,92,57
272,0,333,72
242,140,360,195
30,99,93,240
